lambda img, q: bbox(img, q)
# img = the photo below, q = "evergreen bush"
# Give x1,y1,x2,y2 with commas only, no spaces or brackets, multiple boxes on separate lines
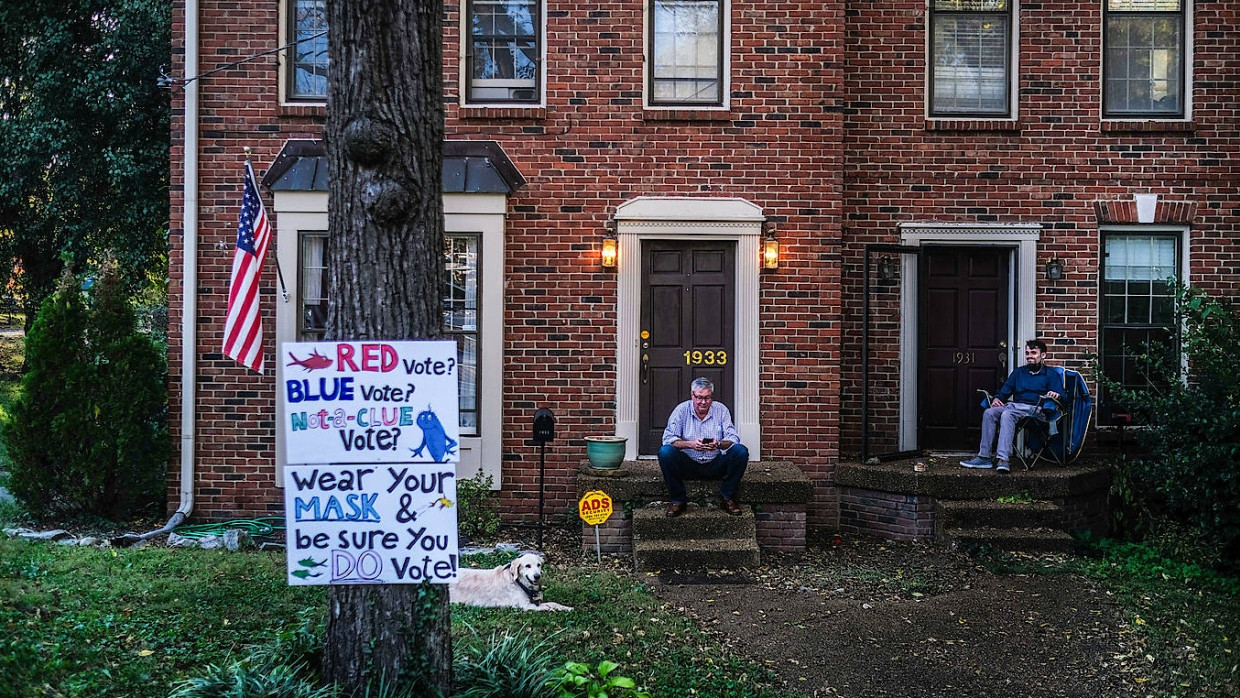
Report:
1102,285,1240,565
3,262,169,518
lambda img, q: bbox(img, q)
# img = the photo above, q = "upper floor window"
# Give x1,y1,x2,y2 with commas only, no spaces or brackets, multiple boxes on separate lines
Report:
466,0,541,104
648,0,724,106
929,0,1013,117
288,0,328,101
1103,0,1185,118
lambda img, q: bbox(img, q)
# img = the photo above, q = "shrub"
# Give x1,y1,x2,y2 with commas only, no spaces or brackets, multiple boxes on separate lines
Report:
1101,285,1240,564
3,262,169,518
547,660,651,698
453,630,559,698
457,472,501,542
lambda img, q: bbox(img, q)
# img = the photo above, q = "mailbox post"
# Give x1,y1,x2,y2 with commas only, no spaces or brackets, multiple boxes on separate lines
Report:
532,408,555,548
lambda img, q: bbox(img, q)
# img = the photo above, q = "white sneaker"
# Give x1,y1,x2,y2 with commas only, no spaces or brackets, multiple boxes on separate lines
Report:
996,461,1011,473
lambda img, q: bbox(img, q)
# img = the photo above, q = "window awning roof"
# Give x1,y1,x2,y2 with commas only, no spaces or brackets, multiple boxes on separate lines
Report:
260,139,526,194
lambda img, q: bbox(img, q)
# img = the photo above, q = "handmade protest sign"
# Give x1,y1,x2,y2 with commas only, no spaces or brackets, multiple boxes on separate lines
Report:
284,463,459,586
281,341,460,465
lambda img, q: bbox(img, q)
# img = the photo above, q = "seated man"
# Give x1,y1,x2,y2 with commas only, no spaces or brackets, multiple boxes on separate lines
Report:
961,339,1063,473
658,377,749,517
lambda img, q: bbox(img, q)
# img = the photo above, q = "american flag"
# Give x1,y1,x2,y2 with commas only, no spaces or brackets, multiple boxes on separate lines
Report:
222,161,272,373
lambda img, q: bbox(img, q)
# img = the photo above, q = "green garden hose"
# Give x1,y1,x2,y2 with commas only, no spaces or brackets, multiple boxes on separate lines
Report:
172,517,285,540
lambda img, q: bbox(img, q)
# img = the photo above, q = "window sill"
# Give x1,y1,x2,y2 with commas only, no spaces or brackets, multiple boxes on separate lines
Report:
279,102,326,118
925,119,1020,132
1100,120,1194,133
458,106,546,120
643,109,732,122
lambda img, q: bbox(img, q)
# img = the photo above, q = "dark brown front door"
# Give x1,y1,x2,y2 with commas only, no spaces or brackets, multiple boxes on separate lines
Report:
920,247,1010,451
639,240,735,454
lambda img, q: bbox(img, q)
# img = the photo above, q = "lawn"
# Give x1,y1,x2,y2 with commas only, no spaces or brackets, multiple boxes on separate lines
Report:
0,538,792,698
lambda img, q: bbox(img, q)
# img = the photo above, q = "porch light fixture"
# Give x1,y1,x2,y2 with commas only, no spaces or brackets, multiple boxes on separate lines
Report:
1046,257,1064,281
601,224,618,268
763,232,780,270
877,257,895,281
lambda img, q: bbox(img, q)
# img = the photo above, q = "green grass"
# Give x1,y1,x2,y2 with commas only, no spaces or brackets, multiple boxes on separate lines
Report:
0,541,791,698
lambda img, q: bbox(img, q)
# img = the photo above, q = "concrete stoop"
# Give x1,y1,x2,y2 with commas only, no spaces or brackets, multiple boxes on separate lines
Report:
631,503,760,572
943,526,1077,554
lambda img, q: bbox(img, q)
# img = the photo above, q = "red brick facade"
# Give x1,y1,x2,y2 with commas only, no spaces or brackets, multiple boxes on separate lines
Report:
169,2,1238,531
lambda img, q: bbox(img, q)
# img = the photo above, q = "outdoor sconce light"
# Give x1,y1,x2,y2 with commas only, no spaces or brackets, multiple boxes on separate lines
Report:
763,232,780,270
877,257,895,281
601,224,618,268
1046,257,1064,281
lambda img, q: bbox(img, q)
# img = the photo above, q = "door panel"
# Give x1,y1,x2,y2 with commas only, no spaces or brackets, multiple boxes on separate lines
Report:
920,247,1009,451
639,241,735,454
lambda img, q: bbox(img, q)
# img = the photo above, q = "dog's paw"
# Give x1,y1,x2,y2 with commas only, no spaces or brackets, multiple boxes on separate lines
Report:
537,602,574,612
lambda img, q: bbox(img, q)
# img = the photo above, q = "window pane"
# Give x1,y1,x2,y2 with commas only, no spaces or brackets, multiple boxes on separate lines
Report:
931,14,1010,114
468,0,539,102
935,0,1007,9
651,0,722,105
1101,235,1179,396
1104,14,1182,115
1108,0,1181,10
292,0,328,99
443,235,480,433
299,233,328,340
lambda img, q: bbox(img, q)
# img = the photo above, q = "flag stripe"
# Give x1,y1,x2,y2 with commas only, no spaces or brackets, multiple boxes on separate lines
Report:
222,161,271,373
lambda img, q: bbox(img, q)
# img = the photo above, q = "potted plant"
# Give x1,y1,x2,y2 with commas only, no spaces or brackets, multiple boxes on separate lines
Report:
584,436,627,470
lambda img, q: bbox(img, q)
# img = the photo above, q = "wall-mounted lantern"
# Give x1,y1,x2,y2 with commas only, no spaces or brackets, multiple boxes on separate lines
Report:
601,223,618,268
877,257,895,281
762,231,780,270
1046,257,1064,281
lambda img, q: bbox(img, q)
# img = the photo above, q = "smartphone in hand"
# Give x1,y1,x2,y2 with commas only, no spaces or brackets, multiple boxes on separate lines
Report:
701,437,715,446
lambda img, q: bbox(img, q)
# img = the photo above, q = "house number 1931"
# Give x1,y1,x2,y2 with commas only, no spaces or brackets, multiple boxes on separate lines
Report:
954,352,975,364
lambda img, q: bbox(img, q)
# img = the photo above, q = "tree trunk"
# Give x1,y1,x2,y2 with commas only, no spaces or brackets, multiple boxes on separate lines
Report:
322,0,449,694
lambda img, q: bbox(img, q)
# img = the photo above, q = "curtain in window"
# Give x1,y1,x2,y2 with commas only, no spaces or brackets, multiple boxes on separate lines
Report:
931,0,1010,115
651,0,721,104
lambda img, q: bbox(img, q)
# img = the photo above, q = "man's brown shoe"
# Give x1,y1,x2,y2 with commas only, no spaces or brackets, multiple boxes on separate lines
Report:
665,501,687,518
721,499,743,516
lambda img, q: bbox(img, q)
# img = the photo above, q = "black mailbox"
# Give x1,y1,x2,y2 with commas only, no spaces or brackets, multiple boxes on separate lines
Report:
532,408,555,443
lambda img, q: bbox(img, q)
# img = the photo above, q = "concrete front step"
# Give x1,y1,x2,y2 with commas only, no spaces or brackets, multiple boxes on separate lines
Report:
577,459,811,504
633,535,762,572
632,502,760,572
943,526,1078,554
935,499,1065,533
632,502,756,541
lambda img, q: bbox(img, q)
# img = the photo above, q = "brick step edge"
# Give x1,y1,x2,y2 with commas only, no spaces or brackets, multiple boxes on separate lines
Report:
632,504,756,540
942,526,1077,554
634,537,761,572
935,499,1065,530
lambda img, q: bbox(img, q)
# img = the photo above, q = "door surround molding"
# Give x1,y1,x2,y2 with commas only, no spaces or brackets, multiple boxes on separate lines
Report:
615,197,763,460
897,223,1042,451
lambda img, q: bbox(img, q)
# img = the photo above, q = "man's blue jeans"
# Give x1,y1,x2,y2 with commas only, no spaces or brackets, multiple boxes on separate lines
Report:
658,444,750,503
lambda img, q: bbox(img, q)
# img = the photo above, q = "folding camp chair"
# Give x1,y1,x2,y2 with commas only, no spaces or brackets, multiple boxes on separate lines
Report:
978,366,1093,469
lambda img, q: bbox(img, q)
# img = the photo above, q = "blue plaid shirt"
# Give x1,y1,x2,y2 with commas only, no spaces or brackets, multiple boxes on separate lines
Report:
661,400,742,464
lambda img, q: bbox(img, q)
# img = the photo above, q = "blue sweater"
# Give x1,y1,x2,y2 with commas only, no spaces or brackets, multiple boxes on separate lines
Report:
997,364,1064,405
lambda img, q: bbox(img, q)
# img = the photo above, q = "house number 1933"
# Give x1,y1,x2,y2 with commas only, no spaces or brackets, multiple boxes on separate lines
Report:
684,349,728,366
954,352,976,364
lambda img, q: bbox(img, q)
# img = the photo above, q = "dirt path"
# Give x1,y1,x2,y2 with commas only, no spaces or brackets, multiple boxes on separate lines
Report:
641,538,1144,697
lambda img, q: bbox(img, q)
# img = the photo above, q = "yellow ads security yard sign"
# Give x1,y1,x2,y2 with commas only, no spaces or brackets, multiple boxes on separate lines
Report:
578,490,614,526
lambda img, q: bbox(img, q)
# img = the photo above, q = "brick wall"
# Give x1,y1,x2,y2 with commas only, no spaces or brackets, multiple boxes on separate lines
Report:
837,487,936,542
582,514,632,556
755,503,808,553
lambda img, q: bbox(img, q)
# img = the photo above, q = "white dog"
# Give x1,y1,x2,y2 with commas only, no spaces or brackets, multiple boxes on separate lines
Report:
449,551,573,611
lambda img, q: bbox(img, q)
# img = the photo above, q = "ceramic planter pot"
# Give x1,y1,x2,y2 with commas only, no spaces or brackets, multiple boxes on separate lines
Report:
584,436,627,469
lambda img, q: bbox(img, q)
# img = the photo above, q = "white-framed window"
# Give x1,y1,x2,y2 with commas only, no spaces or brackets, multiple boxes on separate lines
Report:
1100,231,1182,396
464,0,542,104
929,0,1014,118
443,234,481,435
298,231,328,340
286,0,328,101
647,0,726,106
1103,0,1187,118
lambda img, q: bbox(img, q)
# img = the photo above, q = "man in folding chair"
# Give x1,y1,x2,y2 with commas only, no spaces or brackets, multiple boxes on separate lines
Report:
960,339,1064,473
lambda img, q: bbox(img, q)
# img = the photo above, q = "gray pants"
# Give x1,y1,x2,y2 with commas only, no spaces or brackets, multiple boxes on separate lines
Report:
978,402,1040,463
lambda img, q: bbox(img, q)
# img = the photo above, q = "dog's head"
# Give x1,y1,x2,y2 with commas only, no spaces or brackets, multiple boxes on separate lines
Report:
506,551,545,587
